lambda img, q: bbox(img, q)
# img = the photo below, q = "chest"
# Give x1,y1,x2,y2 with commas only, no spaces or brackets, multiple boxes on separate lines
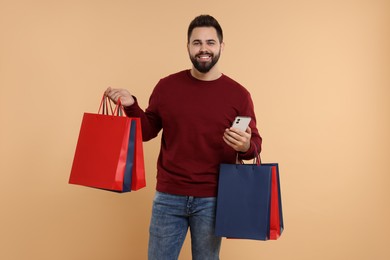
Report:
159,85,241,129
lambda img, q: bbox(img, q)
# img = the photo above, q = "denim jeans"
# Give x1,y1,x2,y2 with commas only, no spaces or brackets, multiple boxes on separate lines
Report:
148,191,222,260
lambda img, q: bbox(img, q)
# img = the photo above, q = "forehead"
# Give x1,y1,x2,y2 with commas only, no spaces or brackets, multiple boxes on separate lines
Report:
189,27,219,42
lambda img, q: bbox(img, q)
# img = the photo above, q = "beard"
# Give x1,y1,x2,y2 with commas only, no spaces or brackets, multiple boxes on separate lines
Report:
189,50,221,73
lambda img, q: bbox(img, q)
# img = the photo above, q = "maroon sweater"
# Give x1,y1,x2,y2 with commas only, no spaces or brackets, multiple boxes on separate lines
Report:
124,70,262,197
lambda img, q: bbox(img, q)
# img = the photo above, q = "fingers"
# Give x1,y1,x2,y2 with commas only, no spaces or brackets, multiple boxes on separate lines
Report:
104,88,122,103
245,126,252,135
223,127,251,153
224,129,247,146
228,126,251,137
104,87,135,107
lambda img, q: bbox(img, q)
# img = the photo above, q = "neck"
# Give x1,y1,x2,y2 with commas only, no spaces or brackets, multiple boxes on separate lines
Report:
190,66,222,81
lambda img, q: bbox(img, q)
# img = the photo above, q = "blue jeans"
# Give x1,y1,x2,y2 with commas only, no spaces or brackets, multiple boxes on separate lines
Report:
148,191,222,260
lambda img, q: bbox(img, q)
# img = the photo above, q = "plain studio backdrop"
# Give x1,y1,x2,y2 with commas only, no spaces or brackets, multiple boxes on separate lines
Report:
1,0,389,259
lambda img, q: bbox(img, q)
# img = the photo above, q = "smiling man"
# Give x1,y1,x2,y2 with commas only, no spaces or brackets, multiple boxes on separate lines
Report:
188,25,224,78
105,15,262,260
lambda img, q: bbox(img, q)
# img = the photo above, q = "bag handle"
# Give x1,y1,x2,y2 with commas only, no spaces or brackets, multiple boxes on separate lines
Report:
236,143,261,165
98,94,125,116
113,99,125,116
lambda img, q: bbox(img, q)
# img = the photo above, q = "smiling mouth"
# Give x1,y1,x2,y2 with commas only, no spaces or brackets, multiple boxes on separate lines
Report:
196,53,212,61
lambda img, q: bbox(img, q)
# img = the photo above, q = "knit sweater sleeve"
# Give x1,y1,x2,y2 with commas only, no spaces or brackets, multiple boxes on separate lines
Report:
236,91,262,161
123,92,162,141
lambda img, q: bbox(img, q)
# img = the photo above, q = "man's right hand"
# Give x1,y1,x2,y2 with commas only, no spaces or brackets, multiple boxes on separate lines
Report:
104,87,135,107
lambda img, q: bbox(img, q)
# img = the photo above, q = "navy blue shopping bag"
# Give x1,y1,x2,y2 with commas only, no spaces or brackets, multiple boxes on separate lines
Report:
121,119,136,192
215,163,283,240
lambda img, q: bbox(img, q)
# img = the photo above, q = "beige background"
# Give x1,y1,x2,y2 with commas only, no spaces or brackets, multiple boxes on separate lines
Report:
1,0,389,259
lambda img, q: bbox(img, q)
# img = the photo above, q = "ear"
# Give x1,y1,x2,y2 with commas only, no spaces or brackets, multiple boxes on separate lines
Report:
220,42,225,52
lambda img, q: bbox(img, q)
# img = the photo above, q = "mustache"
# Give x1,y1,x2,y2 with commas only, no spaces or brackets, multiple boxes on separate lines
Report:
196,51,213,56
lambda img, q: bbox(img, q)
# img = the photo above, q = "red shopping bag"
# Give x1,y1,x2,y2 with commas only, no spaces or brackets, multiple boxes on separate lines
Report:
69,96,145,192
269,164,282,239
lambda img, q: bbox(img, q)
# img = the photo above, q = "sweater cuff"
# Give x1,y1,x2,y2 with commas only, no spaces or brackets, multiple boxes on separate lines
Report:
123,96,141,116
237,140,260,161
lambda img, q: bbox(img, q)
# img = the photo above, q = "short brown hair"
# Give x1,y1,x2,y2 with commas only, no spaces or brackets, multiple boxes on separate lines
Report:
187,15,223,43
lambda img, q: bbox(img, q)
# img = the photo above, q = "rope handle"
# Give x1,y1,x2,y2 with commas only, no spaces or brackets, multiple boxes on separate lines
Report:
98,94,125,116
236,143,261,165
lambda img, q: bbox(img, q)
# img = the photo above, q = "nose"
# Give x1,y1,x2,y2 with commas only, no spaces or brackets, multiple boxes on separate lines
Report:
199,43,207,52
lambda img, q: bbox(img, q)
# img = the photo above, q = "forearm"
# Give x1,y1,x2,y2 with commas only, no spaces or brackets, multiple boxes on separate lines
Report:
237,135,262,161
123,96,162,141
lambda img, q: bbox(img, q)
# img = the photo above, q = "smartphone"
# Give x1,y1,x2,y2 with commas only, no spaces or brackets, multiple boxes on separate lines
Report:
231,116,251,131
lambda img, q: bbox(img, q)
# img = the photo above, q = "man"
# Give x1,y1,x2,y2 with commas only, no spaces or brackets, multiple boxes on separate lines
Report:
105,14,262,260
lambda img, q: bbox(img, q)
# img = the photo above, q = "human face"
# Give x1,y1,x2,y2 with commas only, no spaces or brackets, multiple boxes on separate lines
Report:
187,27,224,73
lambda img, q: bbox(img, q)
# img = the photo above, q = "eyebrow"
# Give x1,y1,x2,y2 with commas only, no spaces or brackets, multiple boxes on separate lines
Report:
191,39,217,43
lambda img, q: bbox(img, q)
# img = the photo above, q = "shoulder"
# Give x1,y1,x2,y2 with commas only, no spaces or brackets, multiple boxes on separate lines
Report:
159,70,190,83
151,70,191,96
220,74,251,95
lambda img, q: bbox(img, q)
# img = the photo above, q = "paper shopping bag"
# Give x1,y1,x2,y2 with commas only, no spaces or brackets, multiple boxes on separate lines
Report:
215,163,283,240
69,96,145,192
130,117,146,191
